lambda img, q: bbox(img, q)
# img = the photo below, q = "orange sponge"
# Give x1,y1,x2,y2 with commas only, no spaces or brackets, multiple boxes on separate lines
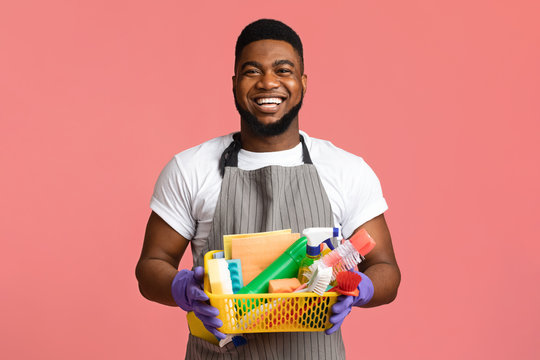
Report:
231,233,300,285
268,278,302,293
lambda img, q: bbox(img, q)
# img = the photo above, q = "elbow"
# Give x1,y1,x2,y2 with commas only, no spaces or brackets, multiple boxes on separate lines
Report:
384,286,399,305
390,266,401,300
386,269,401,305
135,260,149,300
137,283,151,301
384,266,401,304
364,264,401,307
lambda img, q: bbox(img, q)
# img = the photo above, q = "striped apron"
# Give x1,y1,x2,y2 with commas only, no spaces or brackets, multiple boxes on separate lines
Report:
185,134,347,359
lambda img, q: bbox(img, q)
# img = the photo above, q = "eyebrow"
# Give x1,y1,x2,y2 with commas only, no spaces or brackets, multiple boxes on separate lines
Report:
273,59,295,67
240,59,296,71
240,61,263,70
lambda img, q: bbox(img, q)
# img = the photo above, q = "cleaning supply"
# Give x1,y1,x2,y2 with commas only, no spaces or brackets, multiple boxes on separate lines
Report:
223,229,292,259
219,334,248,348
268,278,302,293
203,250,339,334
294,262,333,296
230,232,300,285
207,258,233,294
330,271,362,296
212,251,225,259
227,259,243,294
321,228,376,280
297,227,341,284
236,236,307,294
232,335,247,347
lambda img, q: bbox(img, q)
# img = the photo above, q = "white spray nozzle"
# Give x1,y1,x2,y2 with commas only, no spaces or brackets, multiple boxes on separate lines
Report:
302,227,342,256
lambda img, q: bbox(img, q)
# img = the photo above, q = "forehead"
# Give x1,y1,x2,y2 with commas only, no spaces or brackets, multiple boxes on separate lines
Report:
236,39,302,69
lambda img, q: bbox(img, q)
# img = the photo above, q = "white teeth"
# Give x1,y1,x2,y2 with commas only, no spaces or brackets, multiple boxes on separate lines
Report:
256,97,282,105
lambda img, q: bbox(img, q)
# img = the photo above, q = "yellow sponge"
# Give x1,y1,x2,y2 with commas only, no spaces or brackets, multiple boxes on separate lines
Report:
207,258,233,294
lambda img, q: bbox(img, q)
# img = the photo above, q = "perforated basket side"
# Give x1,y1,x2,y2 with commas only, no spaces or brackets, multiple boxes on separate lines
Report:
204,250,338,333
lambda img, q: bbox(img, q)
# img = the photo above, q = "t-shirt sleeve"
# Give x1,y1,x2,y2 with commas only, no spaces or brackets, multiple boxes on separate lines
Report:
150,157,196,240
340,158,388,238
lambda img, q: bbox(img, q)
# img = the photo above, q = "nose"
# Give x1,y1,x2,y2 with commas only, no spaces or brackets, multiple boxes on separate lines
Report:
256,72,279,90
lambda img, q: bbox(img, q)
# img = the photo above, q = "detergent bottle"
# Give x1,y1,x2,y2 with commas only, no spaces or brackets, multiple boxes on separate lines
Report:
236,236,308,295
297,227,341,284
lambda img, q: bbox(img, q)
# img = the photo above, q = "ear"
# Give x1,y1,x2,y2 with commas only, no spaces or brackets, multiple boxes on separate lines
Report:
302,74,307,95
232,75,236,92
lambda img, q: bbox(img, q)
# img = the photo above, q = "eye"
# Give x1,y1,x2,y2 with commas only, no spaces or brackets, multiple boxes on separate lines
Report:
276,68,292,74
243,68,261,76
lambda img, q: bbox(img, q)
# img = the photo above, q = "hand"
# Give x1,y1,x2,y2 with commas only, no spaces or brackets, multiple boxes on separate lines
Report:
171,266,226,339
325,271,374,335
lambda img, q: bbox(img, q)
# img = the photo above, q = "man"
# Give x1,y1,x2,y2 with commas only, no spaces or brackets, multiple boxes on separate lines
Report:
136,19,400,359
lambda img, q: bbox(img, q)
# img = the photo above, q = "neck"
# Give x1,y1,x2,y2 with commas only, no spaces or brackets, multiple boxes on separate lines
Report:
240,119,300,152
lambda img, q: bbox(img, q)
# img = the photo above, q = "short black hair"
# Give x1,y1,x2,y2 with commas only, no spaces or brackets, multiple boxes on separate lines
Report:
235,19,304,70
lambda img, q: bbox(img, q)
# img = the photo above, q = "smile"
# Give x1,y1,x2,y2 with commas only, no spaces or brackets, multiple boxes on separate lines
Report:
252,96,286,113
256,97,282,105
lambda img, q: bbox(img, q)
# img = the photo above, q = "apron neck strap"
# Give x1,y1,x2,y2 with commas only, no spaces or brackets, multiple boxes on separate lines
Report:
300,135,313,165
219,133,312,177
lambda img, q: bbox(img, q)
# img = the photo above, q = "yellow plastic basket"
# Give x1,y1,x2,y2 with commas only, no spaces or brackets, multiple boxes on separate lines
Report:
204,250,339,334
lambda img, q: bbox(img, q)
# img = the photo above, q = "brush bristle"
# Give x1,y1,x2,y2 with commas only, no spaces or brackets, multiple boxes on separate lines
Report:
308,266,333,296
340,251,362,270
232,335,247,347
329,252,362,281
336,271,362,296
322,250,342,267
305,260,321,281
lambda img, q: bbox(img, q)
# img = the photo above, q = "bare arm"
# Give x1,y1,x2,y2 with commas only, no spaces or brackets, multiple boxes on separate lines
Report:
135,211,190,306
355,214,401,307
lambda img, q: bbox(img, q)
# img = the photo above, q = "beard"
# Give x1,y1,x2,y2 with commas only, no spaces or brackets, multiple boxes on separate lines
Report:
234,94,304,137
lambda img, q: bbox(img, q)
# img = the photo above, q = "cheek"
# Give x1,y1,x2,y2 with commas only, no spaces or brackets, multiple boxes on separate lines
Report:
286,80,303,97
236,82,253,99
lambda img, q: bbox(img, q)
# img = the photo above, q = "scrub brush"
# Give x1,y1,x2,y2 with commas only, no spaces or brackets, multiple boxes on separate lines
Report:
294,262,332,296
232,335,247,347
331,271,362,296
321,228,376,280
220,334,248,348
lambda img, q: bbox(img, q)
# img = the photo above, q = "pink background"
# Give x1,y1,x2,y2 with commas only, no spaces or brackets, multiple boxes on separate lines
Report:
1,0,539,359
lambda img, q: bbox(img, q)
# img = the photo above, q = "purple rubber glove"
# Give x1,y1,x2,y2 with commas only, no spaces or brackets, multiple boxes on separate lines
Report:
171,266,226,339
325,271,374,335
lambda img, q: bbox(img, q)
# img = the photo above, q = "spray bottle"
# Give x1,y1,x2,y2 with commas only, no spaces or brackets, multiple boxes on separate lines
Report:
297,227,341,284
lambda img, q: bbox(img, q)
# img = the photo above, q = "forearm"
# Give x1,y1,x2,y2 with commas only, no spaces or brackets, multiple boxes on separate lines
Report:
136,258,179,306
359,262,401,308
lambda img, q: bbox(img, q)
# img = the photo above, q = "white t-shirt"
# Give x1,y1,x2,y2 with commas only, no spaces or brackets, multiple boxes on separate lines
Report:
151,131,388,243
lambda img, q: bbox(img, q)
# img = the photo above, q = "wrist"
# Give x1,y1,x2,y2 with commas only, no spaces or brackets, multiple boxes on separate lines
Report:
352,271,374,307
171,269,192,311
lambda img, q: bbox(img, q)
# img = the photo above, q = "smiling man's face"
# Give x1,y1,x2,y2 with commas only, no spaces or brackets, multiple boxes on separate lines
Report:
233,39,307,137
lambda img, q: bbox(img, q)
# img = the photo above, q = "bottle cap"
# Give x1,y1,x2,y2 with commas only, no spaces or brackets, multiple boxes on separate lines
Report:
306,243,321,256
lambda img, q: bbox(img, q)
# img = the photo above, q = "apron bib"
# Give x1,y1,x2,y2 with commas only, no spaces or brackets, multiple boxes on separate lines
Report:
186,134,347,359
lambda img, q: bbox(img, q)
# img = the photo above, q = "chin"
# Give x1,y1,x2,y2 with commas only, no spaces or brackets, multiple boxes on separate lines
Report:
255,115,284,126
235,95,303,137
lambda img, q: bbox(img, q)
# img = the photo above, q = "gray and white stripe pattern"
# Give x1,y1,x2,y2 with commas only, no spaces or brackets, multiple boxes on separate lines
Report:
215,166,334,243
